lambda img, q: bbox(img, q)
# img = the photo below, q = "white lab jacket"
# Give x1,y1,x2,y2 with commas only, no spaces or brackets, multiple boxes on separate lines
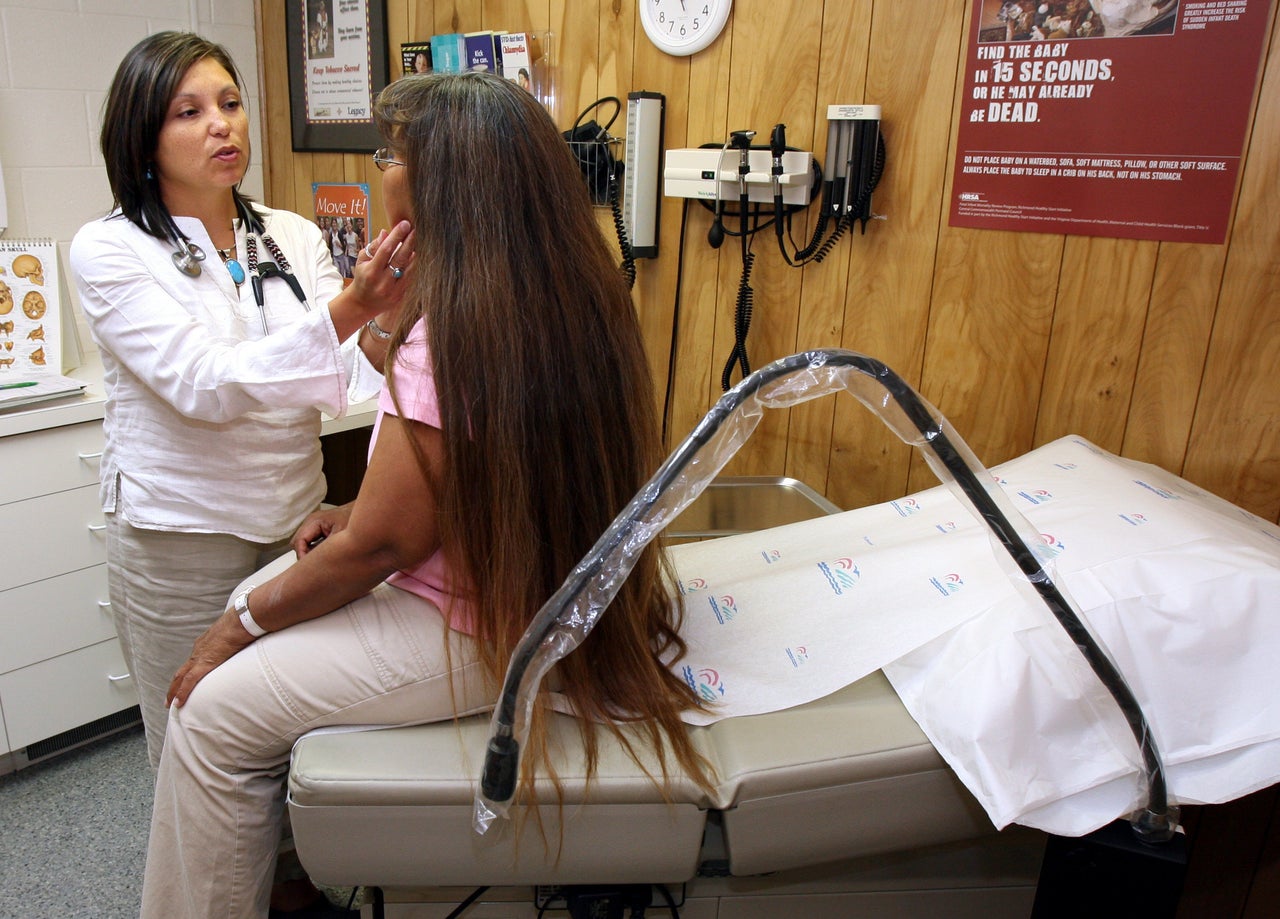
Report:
70,205,381,542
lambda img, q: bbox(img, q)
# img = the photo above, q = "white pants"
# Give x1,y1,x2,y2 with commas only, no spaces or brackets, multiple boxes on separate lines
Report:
105,513,291,768
140,573,490,919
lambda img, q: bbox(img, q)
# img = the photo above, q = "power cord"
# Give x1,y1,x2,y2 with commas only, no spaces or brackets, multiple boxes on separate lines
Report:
608,158,636,289
661,199,692,443
445,885,490,918
720,245,756,391
719,130,757,391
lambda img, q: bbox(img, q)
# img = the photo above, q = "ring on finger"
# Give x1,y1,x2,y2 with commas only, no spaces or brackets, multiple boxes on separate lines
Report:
364,243,375,258
389,265,404,280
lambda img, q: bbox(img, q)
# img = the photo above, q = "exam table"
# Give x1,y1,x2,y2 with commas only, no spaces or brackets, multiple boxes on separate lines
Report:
287,671,1028,916
287,351,1279,916
287,476,1005,886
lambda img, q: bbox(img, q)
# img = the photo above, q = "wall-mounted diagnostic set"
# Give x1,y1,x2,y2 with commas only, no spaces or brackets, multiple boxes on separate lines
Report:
661,104,886,389
566,94,886,401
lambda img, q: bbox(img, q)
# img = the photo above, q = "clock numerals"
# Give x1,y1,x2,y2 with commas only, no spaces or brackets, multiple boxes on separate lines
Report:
643,0,731,56
662,18,701,36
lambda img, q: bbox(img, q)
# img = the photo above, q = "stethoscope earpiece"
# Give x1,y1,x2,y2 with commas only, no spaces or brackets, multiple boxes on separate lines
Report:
171,242,207,278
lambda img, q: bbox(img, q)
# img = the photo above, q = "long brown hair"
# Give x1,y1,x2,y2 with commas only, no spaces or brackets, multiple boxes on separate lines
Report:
373,73,712,799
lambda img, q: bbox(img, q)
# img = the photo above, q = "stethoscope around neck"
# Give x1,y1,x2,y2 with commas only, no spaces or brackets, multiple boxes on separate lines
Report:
167,200,310,333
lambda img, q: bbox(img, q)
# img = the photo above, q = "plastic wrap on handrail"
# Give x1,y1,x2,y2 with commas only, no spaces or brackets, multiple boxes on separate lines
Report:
472,349,1175,842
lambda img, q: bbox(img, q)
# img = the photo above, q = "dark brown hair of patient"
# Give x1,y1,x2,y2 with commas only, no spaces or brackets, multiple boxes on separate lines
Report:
373,72,714,800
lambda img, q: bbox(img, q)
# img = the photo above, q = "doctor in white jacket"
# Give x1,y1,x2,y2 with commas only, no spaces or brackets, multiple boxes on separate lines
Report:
70,31,414,771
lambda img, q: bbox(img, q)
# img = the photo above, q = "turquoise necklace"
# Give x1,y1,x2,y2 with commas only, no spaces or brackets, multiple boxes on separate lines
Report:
215,243,246,286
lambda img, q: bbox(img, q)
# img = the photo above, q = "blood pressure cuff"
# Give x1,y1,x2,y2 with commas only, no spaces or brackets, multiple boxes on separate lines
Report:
563,120,617,206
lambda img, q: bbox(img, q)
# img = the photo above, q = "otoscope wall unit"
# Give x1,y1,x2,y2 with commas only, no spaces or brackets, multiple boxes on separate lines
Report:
663,148,815,205
657,104,887,391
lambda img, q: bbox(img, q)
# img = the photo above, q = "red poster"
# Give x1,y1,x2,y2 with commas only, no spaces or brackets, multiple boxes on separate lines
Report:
949,1,1270,243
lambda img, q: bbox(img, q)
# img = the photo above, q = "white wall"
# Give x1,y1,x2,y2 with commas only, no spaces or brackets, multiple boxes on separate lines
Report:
0,0,263,331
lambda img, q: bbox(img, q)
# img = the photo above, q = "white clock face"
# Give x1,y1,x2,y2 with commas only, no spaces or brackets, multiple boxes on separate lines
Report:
640,0,733,57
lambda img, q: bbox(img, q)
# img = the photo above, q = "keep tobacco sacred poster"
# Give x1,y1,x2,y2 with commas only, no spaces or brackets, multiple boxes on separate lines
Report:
949,1,1270,243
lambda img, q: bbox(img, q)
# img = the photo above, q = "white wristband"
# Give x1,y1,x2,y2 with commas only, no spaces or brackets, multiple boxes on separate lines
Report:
234,587,267,637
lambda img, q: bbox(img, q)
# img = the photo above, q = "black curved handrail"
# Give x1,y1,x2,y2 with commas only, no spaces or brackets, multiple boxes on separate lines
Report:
479,350,1175,842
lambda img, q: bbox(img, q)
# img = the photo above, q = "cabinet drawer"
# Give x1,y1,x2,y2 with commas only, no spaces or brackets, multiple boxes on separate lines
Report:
0,565,113,672
0,637,138,751
0,420,104,506
0,484,106,592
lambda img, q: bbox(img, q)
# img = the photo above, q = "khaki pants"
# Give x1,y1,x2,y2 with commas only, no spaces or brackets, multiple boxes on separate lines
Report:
105,513,291,768
140,566,489,919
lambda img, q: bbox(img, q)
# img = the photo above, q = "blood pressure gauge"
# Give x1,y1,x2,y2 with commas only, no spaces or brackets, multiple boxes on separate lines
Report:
640,0,733,57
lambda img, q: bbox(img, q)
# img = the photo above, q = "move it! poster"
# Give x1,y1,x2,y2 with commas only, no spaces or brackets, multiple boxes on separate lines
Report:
312,183,370,285
949,1,1270,243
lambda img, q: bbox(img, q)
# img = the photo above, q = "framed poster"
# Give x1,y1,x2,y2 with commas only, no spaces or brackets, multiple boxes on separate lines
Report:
948,1,1271,244
285,0,389,152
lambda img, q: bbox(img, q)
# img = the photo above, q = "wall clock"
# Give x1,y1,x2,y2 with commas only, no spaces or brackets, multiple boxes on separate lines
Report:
640,0,733,57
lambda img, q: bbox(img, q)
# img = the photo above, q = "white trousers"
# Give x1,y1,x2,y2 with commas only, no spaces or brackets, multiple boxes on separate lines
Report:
140,572,490,919
105,513,291,768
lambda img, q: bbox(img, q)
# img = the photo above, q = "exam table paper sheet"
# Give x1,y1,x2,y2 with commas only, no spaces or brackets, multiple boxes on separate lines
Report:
667,436,1280,836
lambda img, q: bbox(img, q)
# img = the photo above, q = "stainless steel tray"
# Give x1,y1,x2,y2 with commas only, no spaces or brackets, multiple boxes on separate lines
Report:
666,476,841,540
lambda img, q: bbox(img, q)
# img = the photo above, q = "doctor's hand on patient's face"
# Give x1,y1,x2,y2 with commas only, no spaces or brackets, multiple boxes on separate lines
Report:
292,502,354,557
348,220,416,321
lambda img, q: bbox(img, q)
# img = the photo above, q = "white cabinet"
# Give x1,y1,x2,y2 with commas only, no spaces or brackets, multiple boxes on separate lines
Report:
0,417,135,755
0,354,374,762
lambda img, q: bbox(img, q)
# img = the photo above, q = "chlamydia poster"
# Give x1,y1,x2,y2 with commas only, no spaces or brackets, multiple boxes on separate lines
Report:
949,1,1270,243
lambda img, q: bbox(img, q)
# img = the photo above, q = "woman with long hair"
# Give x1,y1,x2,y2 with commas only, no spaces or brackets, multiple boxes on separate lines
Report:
146,72,711,918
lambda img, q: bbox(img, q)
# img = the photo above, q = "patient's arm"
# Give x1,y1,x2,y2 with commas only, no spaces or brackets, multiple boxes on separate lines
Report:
292,503,354,556
167,413,443,706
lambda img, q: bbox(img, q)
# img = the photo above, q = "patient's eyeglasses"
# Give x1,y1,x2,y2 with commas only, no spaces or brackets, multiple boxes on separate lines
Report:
372,147,405,171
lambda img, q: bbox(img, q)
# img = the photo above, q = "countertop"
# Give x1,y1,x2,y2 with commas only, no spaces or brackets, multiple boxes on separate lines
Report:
0,352,378,439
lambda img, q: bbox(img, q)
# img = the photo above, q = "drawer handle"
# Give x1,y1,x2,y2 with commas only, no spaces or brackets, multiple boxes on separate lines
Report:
78,450,105,460
98,599,112,609
87,523,107,532
108,671,132,682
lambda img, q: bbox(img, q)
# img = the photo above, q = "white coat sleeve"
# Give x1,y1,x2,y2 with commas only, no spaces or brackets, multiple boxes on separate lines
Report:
296,214,384,405
70,223,350,424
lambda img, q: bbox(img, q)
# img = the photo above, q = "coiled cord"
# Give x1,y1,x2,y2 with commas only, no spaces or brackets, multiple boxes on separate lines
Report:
608,160,636,289
720,249,755,391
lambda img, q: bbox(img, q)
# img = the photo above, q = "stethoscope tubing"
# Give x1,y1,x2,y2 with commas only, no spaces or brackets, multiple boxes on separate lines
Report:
165,206,309,334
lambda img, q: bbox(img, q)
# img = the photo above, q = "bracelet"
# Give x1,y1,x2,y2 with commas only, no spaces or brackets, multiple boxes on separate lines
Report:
365,317,393,341
234,587,268,638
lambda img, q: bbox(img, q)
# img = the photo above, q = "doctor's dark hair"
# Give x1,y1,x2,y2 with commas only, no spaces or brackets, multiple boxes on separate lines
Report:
100,31,255,240
373,72,714,806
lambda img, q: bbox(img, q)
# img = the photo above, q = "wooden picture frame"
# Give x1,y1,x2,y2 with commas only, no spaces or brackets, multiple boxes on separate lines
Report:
285,0,388,152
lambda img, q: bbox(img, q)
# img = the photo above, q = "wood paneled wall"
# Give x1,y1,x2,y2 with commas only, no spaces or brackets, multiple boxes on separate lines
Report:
257,0,1280,522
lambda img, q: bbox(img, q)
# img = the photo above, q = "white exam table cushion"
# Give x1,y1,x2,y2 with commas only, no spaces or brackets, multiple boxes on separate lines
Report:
288,673,993,886
289,711,716,886
705,672,991,875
